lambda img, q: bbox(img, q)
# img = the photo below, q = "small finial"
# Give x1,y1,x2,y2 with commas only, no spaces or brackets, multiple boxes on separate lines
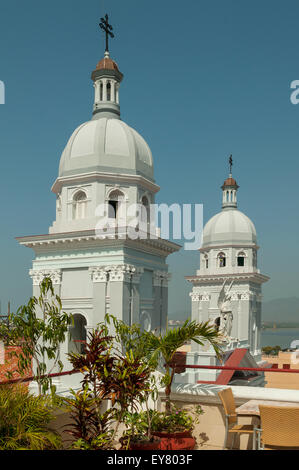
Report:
99,14,115,54
229,155,233,176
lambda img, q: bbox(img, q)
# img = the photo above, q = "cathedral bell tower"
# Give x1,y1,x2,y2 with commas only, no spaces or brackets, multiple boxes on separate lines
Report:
182,158,270,385
17,15,180,394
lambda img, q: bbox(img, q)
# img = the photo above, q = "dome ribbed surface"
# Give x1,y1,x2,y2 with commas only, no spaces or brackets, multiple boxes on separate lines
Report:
202,209,257,248
58,118,154,181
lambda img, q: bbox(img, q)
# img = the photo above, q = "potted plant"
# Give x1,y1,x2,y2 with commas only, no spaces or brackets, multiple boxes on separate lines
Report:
146,320,222,450
150,405,203,450
121,411,161,451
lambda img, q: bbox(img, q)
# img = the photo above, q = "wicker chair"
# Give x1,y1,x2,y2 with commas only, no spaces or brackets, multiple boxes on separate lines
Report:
258,405,299,450
218,388,256,450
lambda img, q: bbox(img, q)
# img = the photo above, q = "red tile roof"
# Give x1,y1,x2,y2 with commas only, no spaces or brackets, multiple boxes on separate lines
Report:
95,57,120,72
222,177,238,188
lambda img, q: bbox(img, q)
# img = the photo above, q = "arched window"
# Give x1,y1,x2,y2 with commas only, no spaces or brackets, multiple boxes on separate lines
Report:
140,195,150,227
100,82,103,101
73,191,87,220
56,195,62,212
68,314,87,355
108,189,124,219
204,255,209,269
218,252,226,268
141,195,150,209
107,81,111,101
237,251,246,267
215,317,221,332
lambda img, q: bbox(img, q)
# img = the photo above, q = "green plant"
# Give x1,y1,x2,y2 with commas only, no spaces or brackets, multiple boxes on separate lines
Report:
67,323,155,449
122,411,151,447
0,277,72,395
151,405,203,433
105,314,158,369
0,385,62,450
67,327,116,449
63,386,114,450
108,349,154,443
105,315,159,442
262,345,282,356
146,320,222,414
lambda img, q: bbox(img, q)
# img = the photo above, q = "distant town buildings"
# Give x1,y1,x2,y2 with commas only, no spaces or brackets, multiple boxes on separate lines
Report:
263,349,299,390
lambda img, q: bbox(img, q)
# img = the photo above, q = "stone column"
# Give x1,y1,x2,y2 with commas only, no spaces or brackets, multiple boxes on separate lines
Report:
29,269,64,392
29,269,62,306
153,271,170,333
102,78,107,101
89,267,109,326
200,292,210,323
108,264,142,328
131,267,144,325
190,292,200,323
94,81,100,104
231,292,240,340
239,291,250,346
111,80,116,103
256,294,263,354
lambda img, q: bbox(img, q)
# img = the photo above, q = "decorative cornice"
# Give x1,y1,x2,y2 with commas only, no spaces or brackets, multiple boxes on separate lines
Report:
199,244,260,252
231,292,239,301
190,293,200,302
240,291,251,301
89,266,109,283
109,265,144,283
189,288,258,303
89,265,144,283
29,269,62,286
189,292,210,301
16,230,181,258
51,171,160,195
201,292,210,301
185,272,269,285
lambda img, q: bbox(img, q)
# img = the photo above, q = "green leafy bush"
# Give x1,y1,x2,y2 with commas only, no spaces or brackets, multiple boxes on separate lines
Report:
151,406,203,433
0,385,62,450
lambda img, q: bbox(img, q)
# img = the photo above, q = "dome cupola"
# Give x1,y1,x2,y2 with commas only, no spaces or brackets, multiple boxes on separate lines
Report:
91,51,123,119
50,14,159,235
202,157,257,248
58,118,154,180
56,14,155,182
221,155,239,210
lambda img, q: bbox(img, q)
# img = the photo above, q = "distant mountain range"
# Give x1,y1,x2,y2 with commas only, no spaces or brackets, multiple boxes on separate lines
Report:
262,297,299,323
170,297,299,324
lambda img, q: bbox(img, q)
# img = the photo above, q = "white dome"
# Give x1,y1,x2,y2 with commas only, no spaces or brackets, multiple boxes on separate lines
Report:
59,117,154,181
202,209,257,248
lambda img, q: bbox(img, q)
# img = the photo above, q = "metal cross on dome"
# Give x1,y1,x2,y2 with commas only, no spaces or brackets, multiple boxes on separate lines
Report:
229,155,233,174
99,14,115,53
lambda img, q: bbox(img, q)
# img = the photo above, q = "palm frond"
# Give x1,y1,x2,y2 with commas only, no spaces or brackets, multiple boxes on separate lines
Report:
0,385,62,450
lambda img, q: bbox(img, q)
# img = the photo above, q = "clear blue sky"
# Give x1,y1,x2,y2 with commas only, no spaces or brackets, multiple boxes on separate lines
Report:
0,0,299,317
